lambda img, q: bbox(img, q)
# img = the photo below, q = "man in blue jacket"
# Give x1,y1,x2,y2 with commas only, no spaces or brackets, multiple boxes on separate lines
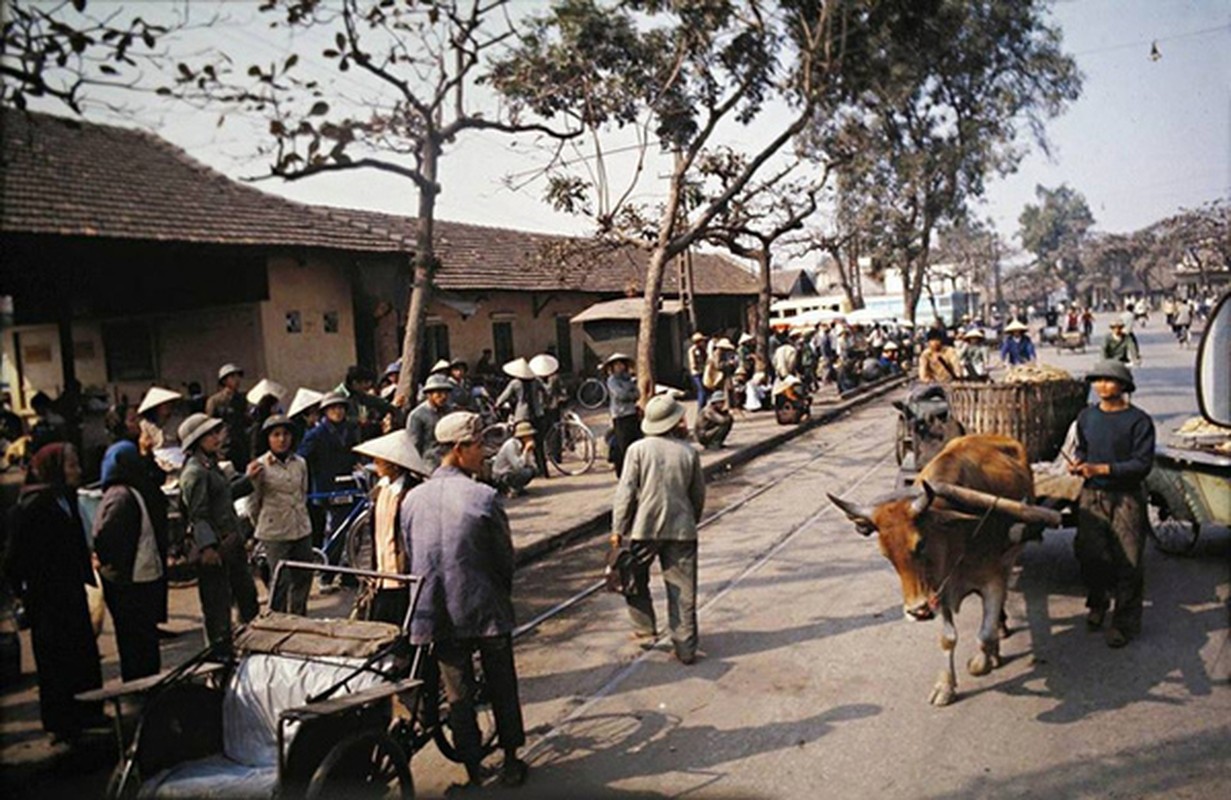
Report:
1069,361,1155,648
401,411,527,789
298,392,360,560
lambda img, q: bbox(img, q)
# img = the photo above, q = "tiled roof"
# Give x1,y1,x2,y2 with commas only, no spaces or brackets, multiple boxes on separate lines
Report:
326,208,759,296
1,109,758,296
0,108,404,252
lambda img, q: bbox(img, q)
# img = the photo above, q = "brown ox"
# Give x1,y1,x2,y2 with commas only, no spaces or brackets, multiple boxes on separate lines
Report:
829,434,1060,706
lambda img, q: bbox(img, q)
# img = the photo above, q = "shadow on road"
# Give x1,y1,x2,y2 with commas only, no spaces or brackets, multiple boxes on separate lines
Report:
976,529,1228,723
521,703,882,799
924,723,1231,800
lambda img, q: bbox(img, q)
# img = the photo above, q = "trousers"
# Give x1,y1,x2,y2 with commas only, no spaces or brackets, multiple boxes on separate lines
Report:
1074,487,1149,635
625,540,699,660
435,635,526,766
261,536,313,616
197,531,260,647
102,578,162,682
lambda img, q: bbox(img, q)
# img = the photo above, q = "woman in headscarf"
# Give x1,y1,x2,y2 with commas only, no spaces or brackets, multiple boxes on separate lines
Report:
3,443,105,742
93,440,168,681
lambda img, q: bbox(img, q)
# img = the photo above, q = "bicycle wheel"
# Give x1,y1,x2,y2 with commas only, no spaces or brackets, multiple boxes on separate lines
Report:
576,378,607,410
546,420,596,476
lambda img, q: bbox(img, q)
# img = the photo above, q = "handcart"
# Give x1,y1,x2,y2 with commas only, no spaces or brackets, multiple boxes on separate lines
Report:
1054,330,1088,354
83,563,426,799
1146,443,1231,554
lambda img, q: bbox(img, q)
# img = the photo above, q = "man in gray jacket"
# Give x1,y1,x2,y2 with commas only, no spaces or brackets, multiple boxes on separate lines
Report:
178,413,259,647
401,411,527,788
612,394,706,664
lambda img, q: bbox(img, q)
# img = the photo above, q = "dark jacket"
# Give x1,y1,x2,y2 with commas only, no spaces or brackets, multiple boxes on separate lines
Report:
298,418,360,494
400,465,515,645
93,445,169,584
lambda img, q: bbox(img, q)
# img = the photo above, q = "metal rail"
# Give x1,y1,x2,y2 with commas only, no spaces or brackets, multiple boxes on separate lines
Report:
510,435,856,640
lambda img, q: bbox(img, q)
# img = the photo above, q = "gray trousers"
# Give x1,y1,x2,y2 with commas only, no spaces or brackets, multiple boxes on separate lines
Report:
1075,487,1148,635
261,536,313,616
626,540,698,660
197,531,260,647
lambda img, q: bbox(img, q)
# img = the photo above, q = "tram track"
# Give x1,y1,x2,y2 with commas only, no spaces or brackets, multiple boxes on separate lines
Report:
519,435,898,758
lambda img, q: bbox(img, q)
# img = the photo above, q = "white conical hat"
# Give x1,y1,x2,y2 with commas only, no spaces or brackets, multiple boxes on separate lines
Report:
528,354,559,378
502,357,535,380
353,430,432,478
287,388,323,418
429,359,452,374
137,386,182,415
246,378,287,406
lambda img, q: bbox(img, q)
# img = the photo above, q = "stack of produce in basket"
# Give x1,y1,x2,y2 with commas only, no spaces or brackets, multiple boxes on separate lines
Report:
1171,416,1231,455
948,362,1088,462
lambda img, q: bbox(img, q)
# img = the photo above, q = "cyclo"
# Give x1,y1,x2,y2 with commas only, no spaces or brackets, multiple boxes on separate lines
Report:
83,561,498,799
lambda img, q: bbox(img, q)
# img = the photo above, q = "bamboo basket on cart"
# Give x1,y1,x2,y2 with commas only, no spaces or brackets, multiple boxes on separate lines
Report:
947,379,1088,463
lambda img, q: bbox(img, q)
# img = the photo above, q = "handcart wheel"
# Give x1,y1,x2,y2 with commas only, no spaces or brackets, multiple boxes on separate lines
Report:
305,730,413,800
1147,496,1202,555
1149,519,1201,556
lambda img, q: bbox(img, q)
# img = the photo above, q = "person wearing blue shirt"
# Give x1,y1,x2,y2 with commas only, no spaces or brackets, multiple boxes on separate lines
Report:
998,319,1036,365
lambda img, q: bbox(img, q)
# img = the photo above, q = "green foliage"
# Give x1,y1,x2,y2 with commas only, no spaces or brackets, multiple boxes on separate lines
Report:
804,0,1082,319
1018,183,1095,296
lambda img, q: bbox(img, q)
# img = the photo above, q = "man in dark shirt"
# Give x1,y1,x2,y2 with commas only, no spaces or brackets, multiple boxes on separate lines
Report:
1069,360,1155,648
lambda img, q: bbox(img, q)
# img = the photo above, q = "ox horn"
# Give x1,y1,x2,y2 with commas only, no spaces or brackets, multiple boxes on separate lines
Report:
909,482,935,518
827,493,877,536
923,481,1063,528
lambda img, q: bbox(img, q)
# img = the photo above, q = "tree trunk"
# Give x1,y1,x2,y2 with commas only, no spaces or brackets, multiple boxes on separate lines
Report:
394,138,441,407
637,245,671,403
755,248,773,368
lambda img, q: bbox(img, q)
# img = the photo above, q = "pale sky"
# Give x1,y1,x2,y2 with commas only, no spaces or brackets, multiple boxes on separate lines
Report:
25,1,1231,247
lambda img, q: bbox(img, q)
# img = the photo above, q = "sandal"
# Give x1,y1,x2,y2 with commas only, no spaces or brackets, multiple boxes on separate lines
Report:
500,757,529,788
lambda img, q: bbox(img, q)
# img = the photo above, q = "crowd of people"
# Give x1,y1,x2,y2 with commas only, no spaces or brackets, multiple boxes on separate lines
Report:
0,294,1205,782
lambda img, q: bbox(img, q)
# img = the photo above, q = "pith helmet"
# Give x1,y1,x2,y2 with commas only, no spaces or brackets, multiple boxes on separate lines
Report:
641,394,686,436
1085,360,1135,393
178,413,224,452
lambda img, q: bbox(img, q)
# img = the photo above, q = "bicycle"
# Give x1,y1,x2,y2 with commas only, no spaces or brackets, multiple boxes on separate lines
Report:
545,409,597,475
574,372,609,410
249,475,370,590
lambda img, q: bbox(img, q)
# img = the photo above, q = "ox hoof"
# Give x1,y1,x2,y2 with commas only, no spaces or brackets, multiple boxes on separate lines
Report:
967,651,999,677
928,682,957,707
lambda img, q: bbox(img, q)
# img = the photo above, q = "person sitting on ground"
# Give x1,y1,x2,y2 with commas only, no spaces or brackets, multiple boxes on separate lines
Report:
998,319,1036,365
401,412,529,789
492,421,537,497
744,357,772,412
878,341,903,376
1101,319,1141,365
495,358,548,477
406,374,453,472
773,375,811,426
352,429,429,625
695,391,734,450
